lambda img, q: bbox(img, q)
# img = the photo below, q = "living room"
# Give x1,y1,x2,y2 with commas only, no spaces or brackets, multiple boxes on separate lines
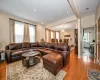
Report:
0,0,100,80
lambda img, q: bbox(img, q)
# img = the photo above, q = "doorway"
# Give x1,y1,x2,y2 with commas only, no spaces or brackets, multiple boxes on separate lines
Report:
82,27,95,58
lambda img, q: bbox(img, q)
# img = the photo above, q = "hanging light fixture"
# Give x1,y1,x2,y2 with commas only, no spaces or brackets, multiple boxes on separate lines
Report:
61,26,65,32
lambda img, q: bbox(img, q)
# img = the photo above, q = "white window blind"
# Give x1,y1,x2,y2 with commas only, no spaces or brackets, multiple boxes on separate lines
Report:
15,21,24,43
29,25,35,42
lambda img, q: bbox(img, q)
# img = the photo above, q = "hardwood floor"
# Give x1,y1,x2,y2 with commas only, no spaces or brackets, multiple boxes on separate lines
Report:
63,50,100,80
1,50,100,80
0,61,6,80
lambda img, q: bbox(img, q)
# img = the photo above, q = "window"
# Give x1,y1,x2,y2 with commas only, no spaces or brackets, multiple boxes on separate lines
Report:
15,21,24,43
29,25,35,42
84,33,89,42
56,32,60,41
51,31,53,39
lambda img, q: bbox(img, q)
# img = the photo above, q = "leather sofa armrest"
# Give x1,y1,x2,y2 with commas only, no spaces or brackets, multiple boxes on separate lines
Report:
5,50,12,63
62,51,70,66
67,46,70,51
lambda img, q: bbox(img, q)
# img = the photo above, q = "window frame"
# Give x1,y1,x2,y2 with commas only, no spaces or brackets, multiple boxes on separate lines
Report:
29,24,36,42
14,21,24,43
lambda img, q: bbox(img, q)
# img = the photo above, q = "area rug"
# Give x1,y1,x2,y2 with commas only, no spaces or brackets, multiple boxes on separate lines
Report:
7,59,66,80
88,68,100,80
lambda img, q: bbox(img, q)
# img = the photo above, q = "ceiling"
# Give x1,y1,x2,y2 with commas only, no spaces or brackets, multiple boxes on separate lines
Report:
49,0,99,30
0,0,99,30
0,0,74,25
76,0,99,16
48,20,77,31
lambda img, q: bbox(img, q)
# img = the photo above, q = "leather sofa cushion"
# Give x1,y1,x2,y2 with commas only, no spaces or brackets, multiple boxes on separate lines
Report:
56,45,68,51
45,43,50,48
31,43,39,47
49,43,57,49
11,51,24,57
11,49,23,53
43,53,62,65
9,43,22,50
56,46,64,51
38,43,45,47
22,42,30,49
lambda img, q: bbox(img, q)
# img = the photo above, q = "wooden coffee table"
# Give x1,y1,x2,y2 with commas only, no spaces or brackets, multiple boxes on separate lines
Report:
22,51,41,69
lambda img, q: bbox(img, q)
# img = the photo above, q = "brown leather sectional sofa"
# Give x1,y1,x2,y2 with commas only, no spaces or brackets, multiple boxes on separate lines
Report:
5,42,70,75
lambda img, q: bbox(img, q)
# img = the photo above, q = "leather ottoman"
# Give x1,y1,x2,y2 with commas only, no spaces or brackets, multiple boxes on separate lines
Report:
42,53,63,75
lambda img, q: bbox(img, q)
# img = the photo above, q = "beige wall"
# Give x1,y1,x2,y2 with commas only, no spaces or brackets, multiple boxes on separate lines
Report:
36,25,45,42
0,12,45,49
96,1,100,22
81,14,95,28
60,29,75,46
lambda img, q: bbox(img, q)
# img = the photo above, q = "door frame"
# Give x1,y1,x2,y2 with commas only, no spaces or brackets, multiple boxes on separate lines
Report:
96,17,100,63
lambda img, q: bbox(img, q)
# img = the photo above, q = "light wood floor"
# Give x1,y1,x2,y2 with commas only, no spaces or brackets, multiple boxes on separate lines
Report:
0,61,6,80
63,50,100,80
1,50,100,80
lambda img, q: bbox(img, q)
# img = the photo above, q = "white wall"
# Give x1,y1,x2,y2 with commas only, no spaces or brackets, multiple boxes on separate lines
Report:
81,14,95,28
60,29,75,46
0,12,45,49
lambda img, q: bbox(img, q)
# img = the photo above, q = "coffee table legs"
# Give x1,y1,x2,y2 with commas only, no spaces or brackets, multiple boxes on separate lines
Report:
22,55,40,69
26,59,29,69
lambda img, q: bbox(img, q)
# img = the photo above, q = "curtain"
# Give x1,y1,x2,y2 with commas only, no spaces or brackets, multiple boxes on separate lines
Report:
10,19,15,43
24,23,30,42
10,19,35,43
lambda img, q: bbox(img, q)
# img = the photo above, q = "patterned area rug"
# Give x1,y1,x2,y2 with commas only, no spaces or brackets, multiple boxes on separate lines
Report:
7,59,66,80
88,68,100,80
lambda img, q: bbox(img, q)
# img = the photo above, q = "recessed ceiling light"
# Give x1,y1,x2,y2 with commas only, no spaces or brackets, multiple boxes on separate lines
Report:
84,11,86,13
67,12,68,14
34,9,36,11
84,8,89,13
86,8,89,10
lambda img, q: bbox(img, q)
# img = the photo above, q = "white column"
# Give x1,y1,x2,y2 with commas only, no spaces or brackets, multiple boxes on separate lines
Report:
77,19,82,58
